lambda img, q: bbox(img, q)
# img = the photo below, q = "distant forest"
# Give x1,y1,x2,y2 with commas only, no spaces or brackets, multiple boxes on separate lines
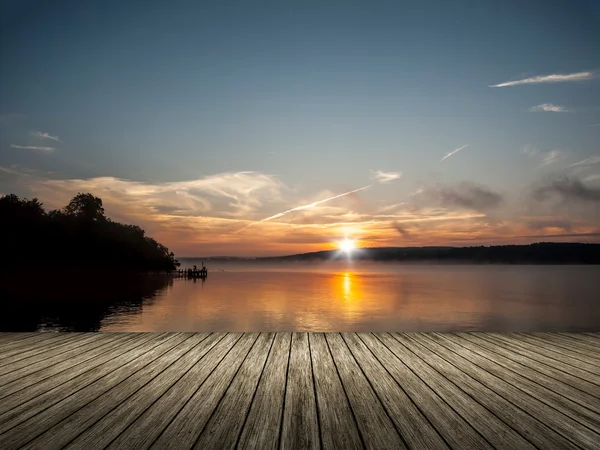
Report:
1,193,180,272
257,243,600,264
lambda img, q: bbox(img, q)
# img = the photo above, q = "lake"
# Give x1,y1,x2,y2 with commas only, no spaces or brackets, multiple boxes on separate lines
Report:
2,263,599,332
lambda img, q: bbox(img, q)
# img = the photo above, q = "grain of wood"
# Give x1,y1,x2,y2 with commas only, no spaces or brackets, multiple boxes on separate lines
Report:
57,333,217,450
280,332,321,450
433,333,600,430
531,333,600,358
0,333,80,364
0,333,106,383
0,333,151,416
417,333,600,449
384,332,526,450
309,333,362,450
0,332,182,449
105,333,241,450
458,333,600,402
485,332,600,378
149,333,259,450
468,333,600,392
343,333,449,450
0,332,136,401
554,333,600,347
393,333,582,450
326,332,406,450
17,333,197,450
0,333,50,349
193,333,276,449
236,332,291,450
515,333,600,367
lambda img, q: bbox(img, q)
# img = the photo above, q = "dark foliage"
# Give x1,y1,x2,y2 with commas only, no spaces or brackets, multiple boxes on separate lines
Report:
0,193,180,272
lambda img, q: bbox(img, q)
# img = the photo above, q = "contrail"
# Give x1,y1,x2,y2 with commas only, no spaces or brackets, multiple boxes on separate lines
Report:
236,184,374,232
441,144,468,161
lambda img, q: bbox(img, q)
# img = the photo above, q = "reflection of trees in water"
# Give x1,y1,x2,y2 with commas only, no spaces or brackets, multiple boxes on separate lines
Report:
0,273,172,331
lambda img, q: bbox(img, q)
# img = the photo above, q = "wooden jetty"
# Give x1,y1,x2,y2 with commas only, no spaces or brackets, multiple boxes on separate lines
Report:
0,332,598,449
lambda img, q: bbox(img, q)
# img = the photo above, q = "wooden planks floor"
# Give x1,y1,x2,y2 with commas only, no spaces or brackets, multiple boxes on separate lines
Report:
0,332,599,450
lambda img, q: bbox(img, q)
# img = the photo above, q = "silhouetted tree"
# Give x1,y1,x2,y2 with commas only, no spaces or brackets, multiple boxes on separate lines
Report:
0,193,179,272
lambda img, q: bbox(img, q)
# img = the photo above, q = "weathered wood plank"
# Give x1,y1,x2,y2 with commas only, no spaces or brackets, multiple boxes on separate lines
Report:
149,333,260,450
531,332,600,358
326,332,407,449
0,332,181,448
386,332,530,450
193,333,276,449
309,333,362,450
0,332,60,350
416,333,599,449
432,333,600,431
49,333,216,450
0,333,123,373
454,334,600,410
0,333,81,364
515,333,600,367
363,332,492,450
280,332,321,450
342,333,449,450
554,333,600,347
485,332,600,379
0,333,121,383
106,333,241,450
388,332,580,450
15,333,196,450
468,333,600,399
0,332,136,402
237,332,291,450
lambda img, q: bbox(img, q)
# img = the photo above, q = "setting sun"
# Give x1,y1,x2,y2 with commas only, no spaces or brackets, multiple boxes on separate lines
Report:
339,238,356,253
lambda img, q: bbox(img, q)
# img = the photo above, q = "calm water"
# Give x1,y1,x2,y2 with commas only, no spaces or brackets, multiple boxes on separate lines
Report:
2,263,599,332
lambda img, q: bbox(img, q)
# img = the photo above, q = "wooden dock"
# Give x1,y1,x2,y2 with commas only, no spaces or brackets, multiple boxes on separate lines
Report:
0,332,599,450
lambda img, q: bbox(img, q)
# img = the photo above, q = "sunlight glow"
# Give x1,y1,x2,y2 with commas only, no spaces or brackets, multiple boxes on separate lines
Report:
339,238,356,253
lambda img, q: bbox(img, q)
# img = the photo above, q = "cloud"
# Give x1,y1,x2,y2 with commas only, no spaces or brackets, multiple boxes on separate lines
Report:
29,171,287,220
10,144,55,152
489,71,594,87
540,150,567,166
425,182,504,212
392,222,413,239
370,170,402,183
522,144,538,158
30,131,60,142
584,174,600,182
526,218,573,232
568,156,600,168
533,175,600,203
251,184,373,224
529,104,570,113
440,144,468,162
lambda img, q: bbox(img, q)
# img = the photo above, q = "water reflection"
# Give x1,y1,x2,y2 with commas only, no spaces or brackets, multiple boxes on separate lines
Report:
1,265,599,332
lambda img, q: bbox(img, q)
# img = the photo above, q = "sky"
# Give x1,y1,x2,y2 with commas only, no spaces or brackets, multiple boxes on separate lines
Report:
1,0,600,257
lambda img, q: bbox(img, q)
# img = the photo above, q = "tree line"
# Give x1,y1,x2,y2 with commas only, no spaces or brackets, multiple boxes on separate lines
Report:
1,193,180,272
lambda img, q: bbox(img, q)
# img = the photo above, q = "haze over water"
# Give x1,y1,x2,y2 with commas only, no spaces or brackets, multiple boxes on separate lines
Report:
7,263,599,332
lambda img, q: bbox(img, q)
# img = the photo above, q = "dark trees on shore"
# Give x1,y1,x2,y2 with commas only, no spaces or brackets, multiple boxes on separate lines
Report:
1,193,180,272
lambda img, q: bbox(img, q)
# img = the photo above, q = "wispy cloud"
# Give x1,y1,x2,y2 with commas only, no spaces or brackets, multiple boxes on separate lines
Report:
584,173,600,182
540,149,567,166
370,170,402,183
529,103,570,113
30,131,60,142
10,144,55,152
250,184,374,224
522,144,538,158
490,71,594,88
440,144,468,162
568,156,600,168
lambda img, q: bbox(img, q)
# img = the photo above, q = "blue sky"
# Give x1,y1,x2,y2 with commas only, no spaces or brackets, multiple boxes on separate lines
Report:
1,0,600,256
